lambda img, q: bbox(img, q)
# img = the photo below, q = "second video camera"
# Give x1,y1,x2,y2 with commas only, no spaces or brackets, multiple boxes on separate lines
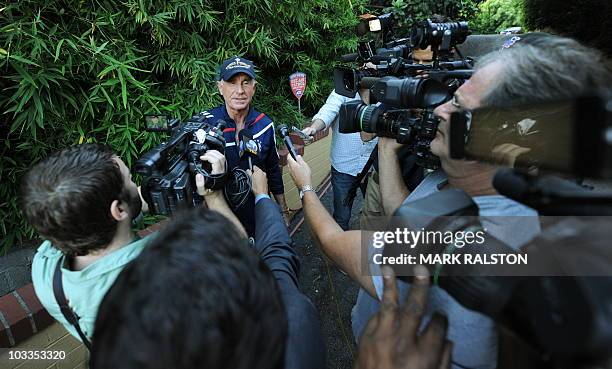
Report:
134,114,228,216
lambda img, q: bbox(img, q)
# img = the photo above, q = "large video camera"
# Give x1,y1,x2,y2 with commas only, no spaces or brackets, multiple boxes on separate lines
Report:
134,114,227,216
333,15,473,99
383,92,612,366
334,15,473,169
338,76,449,168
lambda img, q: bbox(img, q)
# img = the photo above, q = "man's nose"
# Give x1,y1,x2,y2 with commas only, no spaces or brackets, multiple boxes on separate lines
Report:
433,100,453,121
236,84,245,94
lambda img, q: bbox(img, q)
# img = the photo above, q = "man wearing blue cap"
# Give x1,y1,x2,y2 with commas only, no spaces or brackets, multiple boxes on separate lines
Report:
202,56,289,236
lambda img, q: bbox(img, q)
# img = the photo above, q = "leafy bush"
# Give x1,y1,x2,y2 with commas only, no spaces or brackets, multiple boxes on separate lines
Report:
471,0,525,34
524,0,612,56
382,0,481,37
0,0,367,253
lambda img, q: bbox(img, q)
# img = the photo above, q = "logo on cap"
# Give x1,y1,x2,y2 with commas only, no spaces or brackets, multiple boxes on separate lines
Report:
226,58,251,70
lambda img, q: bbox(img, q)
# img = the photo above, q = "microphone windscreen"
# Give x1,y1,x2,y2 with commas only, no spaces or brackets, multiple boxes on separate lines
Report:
276,124,289,137
216,119,228,131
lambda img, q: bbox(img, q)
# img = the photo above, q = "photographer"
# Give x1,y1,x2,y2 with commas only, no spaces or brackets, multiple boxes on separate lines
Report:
21,144,240,346
90,166,325,369
287,33,610,369
301,88,378,231
360,33,612,369
202,56,289,235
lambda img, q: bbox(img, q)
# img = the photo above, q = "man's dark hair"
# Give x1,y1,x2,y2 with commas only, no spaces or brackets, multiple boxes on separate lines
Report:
20,143,129,256
90,206,287,369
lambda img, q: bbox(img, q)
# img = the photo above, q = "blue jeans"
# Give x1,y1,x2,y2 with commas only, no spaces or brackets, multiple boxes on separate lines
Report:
331,166,366,231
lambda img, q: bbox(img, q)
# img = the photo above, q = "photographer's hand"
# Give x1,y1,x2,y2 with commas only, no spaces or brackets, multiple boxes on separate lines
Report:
200,150,226,175
249,166,269,197
302,119,325,138
286,154,312,189
355,266,452,369
378,137,403,154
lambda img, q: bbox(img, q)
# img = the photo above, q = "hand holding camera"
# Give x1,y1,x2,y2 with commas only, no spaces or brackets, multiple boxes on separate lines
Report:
196,149,227,201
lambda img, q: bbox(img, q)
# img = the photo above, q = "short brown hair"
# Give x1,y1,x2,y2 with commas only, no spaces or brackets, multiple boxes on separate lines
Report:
21,143,128,256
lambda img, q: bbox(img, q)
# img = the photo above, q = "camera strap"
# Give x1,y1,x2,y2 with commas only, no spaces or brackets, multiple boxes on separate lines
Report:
343,144,378,206
52,258,93,351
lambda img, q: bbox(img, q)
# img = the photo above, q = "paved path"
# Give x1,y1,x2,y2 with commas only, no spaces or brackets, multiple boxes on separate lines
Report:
289,180,365,369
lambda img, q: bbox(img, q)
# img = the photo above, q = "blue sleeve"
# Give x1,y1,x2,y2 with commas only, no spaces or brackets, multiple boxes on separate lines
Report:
255,194,271,204
265,128,285,195
254,198,299,287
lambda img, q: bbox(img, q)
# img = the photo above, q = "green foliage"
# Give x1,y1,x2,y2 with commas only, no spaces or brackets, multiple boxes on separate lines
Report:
523,0,612,56
0,0,367,253
471,0,525,34
382,0,481,37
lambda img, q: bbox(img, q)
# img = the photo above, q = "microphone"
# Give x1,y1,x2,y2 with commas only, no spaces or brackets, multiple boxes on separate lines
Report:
238,128,259,170
215,119,227,132
276,124,298,161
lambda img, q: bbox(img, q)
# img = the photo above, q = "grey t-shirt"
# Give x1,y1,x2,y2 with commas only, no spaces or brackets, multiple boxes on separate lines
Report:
352,169,541,369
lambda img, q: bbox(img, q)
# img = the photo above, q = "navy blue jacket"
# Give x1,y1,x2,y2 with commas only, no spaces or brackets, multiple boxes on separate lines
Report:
202,106,284,236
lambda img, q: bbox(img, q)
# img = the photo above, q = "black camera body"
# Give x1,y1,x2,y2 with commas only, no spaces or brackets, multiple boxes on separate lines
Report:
333,16,473,169
338,75,450,169
134,113,227,216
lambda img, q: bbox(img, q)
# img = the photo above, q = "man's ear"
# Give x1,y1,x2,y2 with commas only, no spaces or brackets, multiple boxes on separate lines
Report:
217,81,223,95
110,200,129,222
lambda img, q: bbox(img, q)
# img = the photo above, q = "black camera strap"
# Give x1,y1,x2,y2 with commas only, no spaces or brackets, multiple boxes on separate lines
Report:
52,258,93,351
343,144,378,206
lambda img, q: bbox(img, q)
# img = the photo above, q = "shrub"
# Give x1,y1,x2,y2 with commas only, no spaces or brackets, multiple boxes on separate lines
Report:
0,0,367,252
382,0,481,37
523,0,612,56
471,0,526,34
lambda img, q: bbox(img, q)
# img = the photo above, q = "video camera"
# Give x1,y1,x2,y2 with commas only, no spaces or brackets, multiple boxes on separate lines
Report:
333,15,474,169
334,15,473,99
134,113,227,216
382,91,612,366
338,76,449,168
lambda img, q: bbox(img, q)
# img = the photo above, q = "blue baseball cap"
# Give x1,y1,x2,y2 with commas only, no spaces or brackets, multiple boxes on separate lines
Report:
219,56,256,81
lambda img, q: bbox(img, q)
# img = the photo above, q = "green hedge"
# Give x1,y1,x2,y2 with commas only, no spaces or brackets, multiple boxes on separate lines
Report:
471,0,525,34
382,0,481,37
0,0,368,252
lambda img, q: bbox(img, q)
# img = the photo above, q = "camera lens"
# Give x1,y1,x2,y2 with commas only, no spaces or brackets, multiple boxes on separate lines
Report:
371,76,449,108
339,102,388,135
339,101,366,133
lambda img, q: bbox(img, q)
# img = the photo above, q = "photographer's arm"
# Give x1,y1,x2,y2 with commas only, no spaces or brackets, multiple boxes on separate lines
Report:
198,150,247,238
302,91,345,136
378,137,409,216
287,155,376,297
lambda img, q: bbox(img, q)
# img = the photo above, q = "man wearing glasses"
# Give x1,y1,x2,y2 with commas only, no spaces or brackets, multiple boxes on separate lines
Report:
202,56,289,236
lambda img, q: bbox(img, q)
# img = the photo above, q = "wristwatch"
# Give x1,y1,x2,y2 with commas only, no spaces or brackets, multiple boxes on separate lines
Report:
299,185,316,200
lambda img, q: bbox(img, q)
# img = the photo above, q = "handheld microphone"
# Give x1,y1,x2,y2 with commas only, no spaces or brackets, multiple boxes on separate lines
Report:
238,128,259,170
277,124,298,161
215,119,228,132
